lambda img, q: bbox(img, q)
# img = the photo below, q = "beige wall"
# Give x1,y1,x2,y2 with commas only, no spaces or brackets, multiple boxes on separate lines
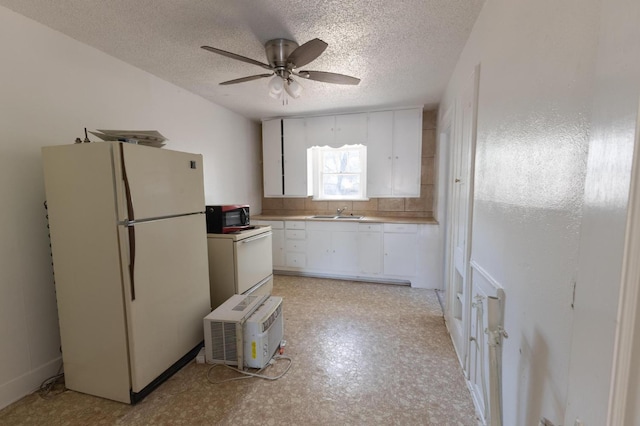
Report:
261,110,437,218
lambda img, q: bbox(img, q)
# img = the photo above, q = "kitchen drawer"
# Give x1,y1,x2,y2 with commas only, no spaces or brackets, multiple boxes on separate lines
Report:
359,223,382,232
285,221,306,230
285,239,306,252
383,223,418,233
285,229,306,240
253,220,284,229
286,252,306,268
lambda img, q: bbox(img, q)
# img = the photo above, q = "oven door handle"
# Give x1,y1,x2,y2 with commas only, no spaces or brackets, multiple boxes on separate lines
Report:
241,233,271,244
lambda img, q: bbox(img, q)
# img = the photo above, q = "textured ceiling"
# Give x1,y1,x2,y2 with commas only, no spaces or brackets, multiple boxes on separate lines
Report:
0,0,484,121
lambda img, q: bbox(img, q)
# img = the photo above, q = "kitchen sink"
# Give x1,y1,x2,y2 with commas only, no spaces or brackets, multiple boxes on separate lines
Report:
308,215,365,220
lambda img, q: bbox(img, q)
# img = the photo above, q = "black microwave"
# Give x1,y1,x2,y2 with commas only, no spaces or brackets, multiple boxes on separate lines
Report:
205,205,250,233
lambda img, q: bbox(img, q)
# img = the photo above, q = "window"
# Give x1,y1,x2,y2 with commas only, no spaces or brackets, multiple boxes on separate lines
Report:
310,145,367,200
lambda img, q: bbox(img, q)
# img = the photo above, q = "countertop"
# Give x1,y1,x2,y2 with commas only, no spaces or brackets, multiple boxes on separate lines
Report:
253,214,438,225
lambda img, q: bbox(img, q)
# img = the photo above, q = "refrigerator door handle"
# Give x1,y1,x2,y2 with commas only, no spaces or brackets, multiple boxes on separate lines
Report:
120,144,136,300
119,143,135,221
128,225,136,300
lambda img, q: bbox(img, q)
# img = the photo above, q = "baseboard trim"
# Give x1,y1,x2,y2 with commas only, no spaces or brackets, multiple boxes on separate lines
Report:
0,356,62,410
273,270,411,286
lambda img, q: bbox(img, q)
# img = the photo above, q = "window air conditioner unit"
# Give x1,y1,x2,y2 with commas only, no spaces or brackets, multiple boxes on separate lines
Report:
203,293,284,369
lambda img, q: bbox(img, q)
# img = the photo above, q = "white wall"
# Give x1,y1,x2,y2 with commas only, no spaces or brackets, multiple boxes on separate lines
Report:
440,0,640,424
564,0,640,423
0,6,262,409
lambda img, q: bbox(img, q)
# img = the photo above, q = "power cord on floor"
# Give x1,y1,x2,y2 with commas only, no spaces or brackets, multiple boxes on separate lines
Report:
206,355,292,384
38,364,66,399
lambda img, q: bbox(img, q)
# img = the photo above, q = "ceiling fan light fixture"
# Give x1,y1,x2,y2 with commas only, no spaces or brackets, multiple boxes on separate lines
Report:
202,38,360,99
285,78,303,99
268,75,284,98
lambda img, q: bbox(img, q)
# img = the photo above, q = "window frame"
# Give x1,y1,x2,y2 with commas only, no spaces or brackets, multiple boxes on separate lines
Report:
310,144,368,201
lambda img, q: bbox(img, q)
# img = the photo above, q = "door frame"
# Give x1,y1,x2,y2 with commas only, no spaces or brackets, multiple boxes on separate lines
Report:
445,63,481,369
607,97,640,425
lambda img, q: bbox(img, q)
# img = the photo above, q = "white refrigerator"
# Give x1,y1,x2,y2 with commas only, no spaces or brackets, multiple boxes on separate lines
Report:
42,142,211,403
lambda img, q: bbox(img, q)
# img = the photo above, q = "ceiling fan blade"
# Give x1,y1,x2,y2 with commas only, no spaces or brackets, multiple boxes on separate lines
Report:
297,71,360,85
219,74,273,85
201,46,272,70
286,38,328,68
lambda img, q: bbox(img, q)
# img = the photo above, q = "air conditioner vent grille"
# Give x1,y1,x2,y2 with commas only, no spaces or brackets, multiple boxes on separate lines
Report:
209,321,237,362
262,303,282,332
223,323,237,361
233,295,258,311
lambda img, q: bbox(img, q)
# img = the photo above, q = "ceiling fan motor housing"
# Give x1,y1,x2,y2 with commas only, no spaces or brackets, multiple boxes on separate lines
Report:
265,39,299,71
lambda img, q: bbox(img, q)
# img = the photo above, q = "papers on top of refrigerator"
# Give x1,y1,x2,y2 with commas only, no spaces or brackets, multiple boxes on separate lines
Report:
89,130,168,148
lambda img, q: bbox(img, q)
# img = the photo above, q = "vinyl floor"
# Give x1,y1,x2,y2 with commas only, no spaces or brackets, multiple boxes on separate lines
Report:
0,275,478,425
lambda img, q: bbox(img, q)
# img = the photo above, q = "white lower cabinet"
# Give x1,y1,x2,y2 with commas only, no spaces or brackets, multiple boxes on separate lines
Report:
383,223,418,277
306,221,358,274
255,218,435,288
358,223,383,275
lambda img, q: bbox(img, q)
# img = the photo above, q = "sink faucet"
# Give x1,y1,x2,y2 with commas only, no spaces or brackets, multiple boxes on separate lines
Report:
336,206,347,216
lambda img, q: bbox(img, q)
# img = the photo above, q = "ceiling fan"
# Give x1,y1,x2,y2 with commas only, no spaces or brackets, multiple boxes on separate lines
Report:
201,38,360,99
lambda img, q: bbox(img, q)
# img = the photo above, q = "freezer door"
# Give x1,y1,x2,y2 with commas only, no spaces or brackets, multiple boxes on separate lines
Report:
119,213,210,393
119,143,205,220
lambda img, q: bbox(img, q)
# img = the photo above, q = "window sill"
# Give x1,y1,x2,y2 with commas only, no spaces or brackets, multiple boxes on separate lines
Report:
312,197,370,201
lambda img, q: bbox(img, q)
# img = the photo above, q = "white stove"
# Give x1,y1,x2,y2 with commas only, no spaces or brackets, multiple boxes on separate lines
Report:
206,225,273,310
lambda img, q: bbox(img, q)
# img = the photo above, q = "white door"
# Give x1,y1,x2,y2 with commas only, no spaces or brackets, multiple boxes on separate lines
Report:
262,119,283,197
439,109,454,315
121,213,210,393
447,65,480,369
120,143,205,220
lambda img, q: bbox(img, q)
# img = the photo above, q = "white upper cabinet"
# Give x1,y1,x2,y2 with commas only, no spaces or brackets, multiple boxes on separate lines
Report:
262,119,282,197
282,118,309,197
306,113,368,147
367,111,394,197
367,108,422,197
262,109,422,198
305,115,335,147
262,118,309,197
335,113,368,146
392,109,422,197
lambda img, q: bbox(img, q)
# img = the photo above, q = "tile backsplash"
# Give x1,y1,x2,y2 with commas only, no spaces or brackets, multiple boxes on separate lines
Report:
261,109,437,218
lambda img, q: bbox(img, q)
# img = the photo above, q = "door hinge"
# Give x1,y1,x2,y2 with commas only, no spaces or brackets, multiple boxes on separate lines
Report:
571,280,577,309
